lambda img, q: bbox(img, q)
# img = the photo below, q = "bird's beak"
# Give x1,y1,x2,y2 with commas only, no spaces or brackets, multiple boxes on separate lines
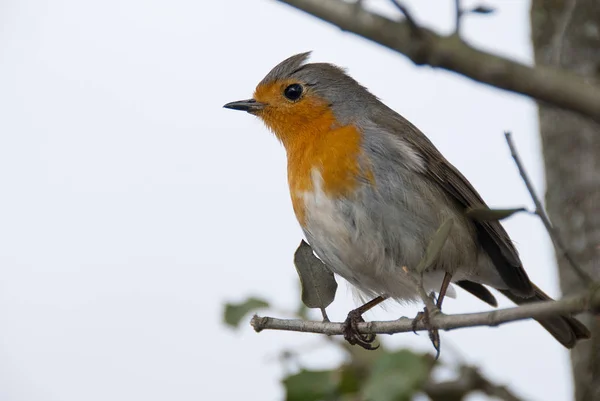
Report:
223,98,266,113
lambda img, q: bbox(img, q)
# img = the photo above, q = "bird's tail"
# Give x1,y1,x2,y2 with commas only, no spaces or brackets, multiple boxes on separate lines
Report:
498,283,590,348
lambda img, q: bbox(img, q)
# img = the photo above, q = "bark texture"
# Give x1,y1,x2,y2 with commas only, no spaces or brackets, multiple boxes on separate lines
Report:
531,1,600,400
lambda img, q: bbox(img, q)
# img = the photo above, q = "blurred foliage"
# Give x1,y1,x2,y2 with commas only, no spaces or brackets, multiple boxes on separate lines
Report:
361,350,434,401
222,293,523,400
225,293,438,401
223,297,269,328
283,349,435,401
222,239,521,400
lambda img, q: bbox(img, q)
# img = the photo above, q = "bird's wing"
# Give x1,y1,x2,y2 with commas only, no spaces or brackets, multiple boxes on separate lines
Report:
372,111,534,297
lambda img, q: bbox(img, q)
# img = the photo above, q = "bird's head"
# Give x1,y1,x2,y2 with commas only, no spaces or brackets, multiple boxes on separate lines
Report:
223,52,378,148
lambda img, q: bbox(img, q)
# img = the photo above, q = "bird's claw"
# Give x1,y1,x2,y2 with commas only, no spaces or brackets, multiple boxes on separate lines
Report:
343,309,379,350
411,310,424,334
412,307,441,359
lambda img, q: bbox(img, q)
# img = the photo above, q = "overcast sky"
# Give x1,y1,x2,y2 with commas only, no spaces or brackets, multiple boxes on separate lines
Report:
0,1,574,400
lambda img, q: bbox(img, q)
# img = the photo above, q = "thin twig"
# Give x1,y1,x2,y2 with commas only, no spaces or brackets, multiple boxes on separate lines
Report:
504,131,592,283
251,285,600,335
454,0,462,35
389,0,422,37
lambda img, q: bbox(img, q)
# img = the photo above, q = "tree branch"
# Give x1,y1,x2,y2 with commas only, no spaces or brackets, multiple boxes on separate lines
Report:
504,131,592,283
276,0,600,123
251,285,600,335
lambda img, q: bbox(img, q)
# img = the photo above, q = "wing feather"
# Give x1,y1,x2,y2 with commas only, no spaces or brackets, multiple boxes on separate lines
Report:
371,112,534,297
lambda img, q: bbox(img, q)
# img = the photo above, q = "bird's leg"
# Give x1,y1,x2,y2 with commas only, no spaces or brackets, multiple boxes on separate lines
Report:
436,272,453,309
412,272,453,359
343,295,387,350
412,272,453,330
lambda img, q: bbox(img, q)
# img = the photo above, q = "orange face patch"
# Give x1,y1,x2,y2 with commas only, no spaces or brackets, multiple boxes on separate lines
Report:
253,79,332,147
253,80,373,224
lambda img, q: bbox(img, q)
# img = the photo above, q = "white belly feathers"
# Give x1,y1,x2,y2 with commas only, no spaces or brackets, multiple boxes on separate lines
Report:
298,168,456,302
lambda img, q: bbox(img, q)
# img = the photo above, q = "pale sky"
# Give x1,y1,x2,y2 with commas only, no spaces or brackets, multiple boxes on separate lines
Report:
0,1,574,400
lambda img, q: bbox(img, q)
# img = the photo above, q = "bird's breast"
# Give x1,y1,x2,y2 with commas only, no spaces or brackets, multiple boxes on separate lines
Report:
285,124,374,225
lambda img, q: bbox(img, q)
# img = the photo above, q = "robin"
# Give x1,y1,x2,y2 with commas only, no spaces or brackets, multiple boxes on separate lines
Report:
224,52,590,349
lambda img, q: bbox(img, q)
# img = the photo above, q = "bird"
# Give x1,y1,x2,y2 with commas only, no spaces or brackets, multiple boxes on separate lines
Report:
223,52,590,350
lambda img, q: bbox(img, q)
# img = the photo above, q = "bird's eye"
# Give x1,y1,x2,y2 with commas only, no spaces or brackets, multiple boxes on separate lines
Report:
283,84,303,101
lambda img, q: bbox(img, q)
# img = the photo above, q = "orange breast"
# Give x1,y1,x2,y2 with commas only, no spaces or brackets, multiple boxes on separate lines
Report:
288,123,369,224
255,92,372,225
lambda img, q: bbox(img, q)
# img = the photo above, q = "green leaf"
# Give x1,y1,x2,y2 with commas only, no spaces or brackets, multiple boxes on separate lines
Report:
294,240,338,309
338,365,361,395
362,350,433,401
223,297,269,328
417,218,454,273
284,369,338,401
465,207,526,221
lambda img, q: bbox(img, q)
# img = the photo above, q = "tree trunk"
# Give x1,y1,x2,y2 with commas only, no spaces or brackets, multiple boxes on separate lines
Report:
530,1,600,400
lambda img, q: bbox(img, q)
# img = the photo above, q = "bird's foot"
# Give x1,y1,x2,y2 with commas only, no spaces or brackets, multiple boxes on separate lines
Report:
342,309,378,350
411,306,441,359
